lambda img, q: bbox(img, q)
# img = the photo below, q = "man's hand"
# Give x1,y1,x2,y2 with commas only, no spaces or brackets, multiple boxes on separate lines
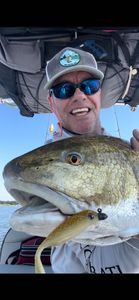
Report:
130,129,139,151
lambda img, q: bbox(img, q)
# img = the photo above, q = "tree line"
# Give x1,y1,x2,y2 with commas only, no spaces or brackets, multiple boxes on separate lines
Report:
0,200,17,205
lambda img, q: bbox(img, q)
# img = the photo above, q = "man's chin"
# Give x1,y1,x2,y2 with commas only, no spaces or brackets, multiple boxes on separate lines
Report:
68,123,95,135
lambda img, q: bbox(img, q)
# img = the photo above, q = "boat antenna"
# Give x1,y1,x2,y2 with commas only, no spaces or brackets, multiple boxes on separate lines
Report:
113,105,121,138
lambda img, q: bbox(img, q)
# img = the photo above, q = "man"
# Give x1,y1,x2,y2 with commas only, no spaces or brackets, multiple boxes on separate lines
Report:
44,46,139,273
45,47,139,149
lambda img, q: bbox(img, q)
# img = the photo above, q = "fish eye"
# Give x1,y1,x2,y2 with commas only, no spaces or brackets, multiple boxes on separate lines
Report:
66,153,82,165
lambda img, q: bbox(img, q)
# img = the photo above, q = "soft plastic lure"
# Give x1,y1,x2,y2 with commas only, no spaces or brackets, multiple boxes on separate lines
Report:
35,208,107,273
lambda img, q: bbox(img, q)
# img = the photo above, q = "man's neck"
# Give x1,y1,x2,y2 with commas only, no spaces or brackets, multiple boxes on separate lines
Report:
61,118,103,136
62,126,106,136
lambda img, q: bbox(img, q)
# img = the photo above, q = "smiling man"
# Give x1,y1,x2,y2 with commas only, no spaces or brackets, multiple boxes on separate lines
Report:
45,47,104,138
48,71,102,135
44,47,139,273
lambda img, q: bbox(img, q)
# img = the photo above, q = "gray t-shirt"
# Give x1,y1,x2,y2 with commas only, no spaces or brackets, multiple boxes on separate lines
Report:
51,239,139,274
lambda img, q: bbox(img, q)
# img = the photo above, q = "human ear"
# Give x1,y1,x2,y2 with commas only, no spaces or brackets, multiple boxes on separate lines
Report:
48,95,55,113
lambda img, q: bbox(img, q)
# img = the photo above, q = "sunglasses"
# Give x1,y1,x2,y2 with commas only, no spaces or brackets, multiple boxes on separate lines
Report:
49,78,101,99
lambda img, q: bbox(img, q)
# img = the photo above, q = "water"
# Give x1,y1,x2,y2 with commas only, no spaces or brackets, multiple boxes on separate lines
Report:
0,205,19,247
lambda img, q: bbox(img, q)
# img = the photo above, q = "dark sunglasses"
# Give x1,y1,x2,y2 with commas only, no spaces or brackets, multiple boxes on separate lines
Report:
49,78,101,99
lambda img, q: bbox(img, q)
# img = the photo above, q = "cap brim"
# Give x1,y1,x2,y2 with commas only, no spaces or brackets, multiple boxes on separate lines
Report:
44,65,104,91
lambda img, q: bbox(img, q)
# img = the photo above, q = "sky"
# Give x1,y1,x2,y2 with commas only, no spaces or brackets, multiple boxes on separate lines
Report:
0,101,139,201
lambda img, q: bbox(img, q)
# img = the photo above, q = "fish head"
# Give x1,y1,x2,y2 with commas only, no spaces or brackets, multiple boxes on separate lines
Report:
3,135,139,245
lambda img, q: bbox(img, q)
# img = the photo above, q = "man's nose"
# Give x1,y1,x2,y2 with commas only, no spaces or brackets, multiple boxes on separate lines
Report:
72,87,87,99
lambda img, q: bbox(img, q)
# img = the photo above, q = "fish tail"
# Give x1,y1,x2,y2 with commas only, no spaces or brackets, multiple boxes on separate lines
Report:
35,238,50,274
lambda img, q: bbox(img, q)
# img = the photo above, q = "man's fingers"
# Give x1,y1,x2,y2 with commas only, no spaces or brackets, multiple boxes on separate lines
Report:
133,129,139,140
130,129,139,151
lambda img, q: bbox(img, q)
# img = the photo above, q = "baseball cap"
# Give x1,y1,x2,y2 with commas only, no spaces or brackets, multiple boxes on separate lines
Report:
44,47,104,92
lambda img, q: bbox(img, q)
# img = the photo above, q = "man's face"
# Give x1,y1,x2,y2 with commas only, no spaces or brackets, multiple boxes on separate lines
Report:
48,71,102,134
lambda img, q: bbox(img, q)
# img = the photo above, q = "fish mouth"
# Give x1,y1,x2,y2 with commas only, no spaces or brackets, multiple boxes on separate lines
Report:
5,178,137,245
5,177,94,238
5,176,89,214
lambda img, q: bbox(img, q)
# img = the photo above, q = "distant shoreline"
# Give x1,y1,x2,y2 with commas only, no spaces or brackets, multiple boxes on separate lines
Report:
0,201,18,205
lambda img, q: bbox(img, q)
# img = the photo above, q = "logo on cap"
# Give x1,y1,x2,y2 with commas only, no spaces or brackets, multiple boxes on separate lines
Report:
59,49,80,67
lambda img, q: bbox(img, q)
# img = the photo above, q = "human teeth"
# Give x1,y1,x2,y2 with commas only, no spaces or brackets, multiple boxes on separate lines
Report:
72,108,89,114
